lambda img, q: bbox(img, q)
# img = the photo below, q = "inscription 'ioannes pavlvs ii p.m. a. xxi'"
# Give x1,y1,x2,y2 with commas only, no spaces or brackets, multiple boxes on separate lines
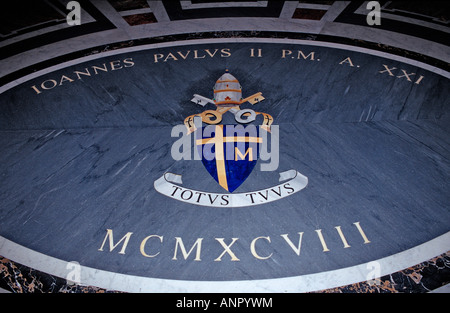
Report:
154,70,308,207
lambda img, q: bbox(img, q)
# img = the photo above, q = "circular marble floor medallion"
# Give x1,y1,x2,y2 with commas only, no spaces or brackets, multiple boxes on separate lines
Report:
0,39,449,292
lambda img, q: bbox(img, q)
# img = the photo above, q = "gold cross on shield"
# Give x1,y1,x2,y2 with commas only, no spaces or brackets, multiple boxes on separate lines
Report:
196,125,262,191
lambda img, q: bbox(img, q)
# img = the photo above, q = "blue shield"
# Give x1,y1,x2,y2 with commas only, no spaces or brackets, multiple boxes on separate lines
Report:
196,125,261,192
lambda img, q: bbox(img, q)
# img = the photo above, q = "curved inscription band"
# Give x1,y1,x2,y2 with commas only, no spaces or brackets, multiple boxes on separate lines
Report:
154,170,308,207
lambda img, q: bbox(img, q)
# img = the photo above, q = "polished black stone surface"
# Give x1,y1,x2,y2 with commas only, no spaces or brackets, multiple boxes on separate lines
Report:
0,42,448,282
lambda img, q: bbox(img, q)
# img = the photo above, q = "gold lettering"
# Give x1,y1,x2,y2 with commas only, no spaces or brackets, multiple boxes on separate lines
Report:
59,75,74,85
250,236,273,260
220,48,231,57
140,235,163,258
110,60,123,71
172,237,203,261
98,229,133,255
335,226,351,248
123,57,135,67
177,50,191,60
415,75,425,85
193,50,206,59
235,147,253,161
281,49,292,58
396,69,415,81
205,49,218,58
353,222,371,244
41,79,58,90
379,64,396,76
74,68,91,80
214,238,240,261
339,57,354,67
297,50,315,60
31,85,41,94
315,229,330,252
92,63,108,75
250,48,262,58
280,232,304,256
154,53,164,63
164,53,178,62
32,58,133,95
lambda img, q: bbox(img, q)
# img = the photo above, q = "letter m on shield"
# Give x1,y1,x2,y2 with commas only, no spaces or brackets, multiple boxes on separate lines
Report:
196,125,261,192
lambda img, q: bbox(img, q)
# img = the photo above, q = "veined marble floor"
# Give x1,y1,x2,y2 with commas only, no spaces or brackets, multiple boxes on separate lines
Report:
0,1,449,294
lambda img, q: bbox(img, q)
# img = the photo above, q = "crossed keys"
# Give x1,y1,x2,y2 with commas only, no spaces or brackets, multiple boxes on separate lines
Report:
184,92,273,134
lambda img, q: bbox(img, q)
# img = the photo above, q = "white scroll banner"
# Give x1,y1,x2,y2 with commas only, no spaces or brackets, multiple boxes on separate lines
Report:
154,170,308,207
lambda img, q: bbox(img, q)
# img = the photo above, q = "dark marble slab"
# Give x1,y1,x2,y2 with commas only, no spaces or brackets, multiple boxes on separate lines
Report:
0,42,448,282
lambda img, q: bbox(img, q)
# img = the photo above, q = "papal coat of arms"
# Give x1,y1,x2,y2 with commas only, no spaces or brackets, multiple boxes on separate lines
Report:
154,70,308,207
